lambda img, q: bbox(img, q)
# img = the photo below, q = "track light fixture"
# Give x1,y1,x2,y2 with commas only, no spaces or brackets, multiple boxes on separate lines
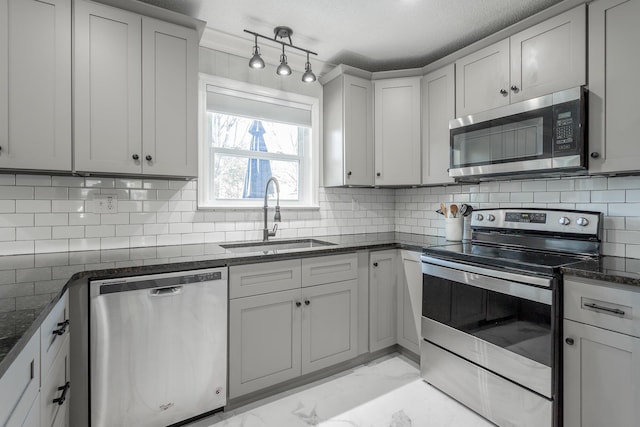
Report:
248,34,265,69
244,26,317,83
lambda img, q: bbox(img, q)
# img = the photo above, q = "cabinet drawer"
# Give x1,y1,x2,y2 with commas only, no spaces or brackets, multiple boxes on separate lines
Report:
41,291,69,376
0,331,40,427
230,259,301,298
564,277,640,337
41,334,69,427
301,253,358,287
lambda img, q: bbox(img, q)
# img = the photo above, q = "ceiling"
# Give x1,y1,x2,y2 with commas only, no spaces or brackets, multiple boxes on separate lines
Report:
137,0,565,74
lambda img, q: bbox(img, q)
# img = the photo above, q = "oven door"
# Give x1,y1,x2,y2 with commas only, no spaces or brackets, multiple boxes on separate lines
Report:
421,258,555,398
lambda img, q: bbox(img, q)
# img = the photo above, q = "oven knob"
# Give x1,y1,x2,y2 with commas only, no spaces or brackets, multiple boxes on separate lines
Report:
487,214,496,222
576,217,589,227
475,214,484,221
559,217,571,226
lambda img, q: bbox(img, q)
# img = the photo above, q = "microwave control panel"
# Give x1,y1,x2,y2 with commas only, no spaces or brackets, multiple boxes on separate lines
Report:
553,99,582,155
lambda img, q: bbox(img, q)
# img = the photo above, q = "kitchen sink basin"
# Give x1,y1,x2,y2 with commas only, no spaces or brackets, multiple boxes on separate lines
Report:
220,239,335,253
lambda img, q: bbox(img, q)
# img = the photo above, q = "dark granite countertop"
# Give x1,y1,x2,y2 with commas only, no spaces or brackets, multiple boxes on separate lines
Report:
561,256,640,288
0,232,449,375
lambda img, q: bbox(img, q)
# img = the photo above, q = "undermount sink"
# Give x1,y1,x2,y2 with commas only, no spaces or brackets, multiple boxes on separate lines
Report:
220,239,335,253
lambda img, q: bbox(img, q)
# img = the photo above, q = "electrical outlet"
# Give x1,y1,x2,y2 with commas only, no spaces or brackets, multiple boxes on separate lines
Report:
92,196,118,213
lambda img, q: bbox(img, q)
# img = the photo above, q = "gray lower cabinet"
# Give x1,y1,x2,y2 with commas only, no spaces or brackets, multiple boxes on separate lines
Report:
563,276,640,427
228,254,359,399
229,289,302,398
301,280,358,374
397,250,422,354
369,250,397,352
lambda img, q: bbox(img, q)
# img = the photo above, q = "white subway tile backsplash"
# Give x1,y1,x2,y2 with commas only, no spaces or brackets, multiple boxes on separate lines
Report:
52,226,85,239
85,178,115,188
0,228,15,241
0,186,34,200
52,200,84,213
69,213,100,225
35,240,69,253
0,200,15,213
522,180,547,192
143,179,169,190
100,213,130,225
16,227,51,241
16,200,51,213
534,192,560,203
101,237,130,250
116,179,143,189
0,214,34,227
0,241,34,256
16,175,51,186
35,213,67,226
560,191,590,203
52,176,84,187
85,225,115,238
35,187,69,200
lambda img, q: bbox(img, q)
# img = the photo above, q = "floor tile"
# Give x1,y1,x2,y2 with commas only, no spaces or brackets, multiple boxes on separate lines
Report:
188,354,494,427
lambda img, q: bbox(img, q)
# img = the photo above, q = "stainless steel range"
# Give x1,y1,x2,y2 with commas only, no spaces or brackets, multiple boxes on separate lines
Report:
420,208,602,427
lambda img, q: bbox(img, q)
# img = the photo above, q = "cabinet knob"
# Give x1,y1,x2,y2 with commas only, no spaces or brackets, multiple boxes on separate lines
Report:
347,171,352,177
132,154,139,160
373,262,378,267
510,85,519,93
304,299,310,306
590,152,600,159
565,337,575,346
376,172,381,177
145,155,153,161
295,301,302,307
499,89,508,96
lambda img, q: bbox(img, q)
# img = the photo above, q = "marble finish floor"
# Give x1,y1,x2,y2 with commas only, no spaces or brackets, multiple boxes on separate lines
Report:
187,355,494,427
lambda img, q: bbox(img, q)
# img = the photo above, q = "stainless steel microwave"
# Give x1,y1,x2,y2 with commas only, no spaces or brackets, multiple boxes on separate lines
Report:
448,86,587,180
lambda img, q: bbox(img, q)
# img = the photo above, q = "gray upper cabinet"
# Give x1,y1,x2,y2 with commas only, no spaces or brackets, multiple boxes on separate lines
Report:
323,74,374,187
0,0,71,172
587,0,640,174
421,64,455,185
141,17,198,177
374,77,422,186
456,5,586,116
74,0,198,177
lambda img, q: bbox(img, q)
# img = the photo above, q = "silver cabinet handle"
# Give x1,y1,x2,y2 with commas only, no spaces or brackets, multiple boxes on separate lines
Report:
500,89,508,96
583,302,625,316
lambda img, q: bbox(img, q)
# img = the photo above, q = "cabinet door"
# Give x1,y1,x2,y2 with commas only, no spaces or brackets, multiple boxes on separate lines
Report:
0,0,71,171
142,17,198,177
0,331,40,427
229,289,302,398
74,0,141,174
397,251,422,354
41,335,69,427
301,280,358,374
422,64,455,185
344,75,374,186
374,77,421,185
455,39,510,116
588,0,640,174
510,5,586,103
369,250,397,352
564,319,640,427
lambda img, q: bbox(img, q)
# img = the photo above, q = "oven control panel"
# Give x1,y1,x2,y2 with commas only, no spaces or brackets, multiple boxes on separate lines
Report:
472,209,601,235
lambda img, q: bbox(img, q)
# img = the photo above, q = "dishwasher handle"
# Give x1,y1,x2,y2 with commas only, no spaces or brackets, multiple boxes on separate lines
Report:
150,286,183,296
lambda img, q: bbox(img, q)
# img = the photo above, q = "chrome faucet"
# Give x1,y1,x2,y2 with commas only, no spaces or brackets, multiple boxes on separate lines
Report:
263,177,281,241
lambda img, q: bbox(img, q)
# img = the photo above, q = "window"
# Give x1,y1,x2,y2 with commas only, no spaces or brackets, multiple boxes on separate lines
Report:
198,76,319,208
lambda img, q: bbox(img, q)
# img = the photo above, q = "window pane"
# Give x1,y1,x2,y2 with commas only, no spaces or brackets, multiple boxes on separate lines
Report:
212,153,299,201
209,112,303,156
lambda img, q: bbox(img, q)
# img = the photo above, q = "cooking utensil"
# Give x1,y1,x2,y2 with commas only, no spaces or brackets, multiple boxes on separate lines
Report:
435,209,445,216
450,204,458,218
460,204,473,217
440,203,447,218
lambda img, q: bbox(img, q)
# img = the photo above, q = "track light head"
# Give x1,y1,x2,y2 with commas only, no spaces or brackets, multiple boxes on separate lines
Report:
302,53,316,83
276,45,291,76
249,45,265,69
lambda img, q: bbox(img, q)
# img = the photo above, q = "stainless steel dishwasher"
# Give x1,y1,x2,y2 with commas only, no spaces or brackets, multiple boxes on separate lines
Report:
90,268,227,427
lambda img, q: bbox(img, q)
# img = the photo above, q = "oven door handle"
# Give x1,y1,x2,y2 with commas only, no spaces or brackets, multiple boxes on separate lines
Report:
421,255,553,289
422,262,552,305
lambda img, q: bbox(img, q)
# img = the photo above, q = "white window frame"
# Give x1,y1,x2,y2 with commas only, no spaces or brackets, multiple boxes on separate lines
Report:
198,74,320,209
